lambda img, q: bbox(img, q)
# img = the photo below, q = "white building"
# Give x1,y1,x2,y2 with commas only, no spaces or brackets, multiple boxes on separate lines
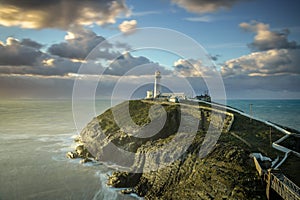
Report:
146,90,153,99
153,70,161,98
146,70,186,101
146,70,161,99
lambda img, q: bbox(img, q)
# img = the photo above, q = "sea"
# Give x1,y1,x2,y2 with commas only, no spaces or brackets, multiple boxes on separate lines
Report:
0,99,299,200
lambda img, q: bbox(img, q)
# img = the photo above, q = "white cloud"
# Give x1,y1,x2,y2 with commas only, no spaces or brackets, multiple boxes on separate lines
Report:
171,0,246,14
118,20,137,34
240,21,298,51
0,0,130,29
184,16,214,22
217,21,300,99
131,11,161,17
221,49,300,77
222,21,300,77
173,58,217,77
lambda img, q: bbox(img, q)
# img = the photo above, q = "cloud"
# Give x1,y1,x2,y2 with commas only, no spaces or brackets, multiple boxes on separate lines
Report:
209,54,220,61
173,59,217,77
20,38,43,49
0,58,82,76
221,49,300,77
223,74,300,92
240,21,299,51
48,28,119,60
171,0,246,14
104,52,171,76
118,20,137,34
131,11,161,17
0,74,76,98
0,33,170,77
222,22,300,77
0,36,85,76
0,0,130,29
222,74,300,99
185,16,214,22
0,37,44,66
219,21,300,98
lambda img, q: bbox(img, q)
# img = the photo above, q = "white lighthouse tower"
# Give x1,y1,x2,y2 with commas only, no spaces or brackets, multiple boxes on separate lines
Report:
154,70,161,98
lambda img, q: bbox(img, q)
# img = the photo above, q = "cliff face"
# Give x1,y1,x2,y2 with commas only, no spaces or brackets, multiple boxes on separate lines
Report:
80,100,182,167
80,100,285,199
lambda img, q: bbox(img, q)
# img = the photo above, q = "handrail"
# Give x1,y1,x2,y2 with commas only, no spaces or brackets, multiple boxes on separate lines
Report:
271,173,300,200
187,99,300,200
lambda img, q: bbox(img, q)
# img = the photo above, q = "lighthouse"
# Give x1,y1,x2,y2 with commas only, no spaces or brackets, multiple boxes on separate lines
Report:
154,70,161,98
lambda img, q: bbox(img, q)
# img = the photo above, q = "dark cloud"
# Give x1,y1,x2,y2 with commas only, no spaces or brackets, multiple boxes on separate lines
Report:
0,36,82,76
104,52,171,76
0,74,75,98
0,33,170,77
209,54,220,61
20,38,43,49
184,74,300,99
240,21,299,51
171,0,248,14
1,73,299,99
0,58,81,76
48,29,120,60
223,74,300,99
0,37,43,66
0,0,129,29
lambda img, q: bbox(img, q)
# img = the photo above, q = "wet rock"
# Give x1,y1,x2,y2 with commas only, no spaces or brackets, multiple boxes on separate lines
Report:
66,151,78,159
107,172,141,188
74,135,82,143
80,157,92,164
120,188,133,194
67,143,94,162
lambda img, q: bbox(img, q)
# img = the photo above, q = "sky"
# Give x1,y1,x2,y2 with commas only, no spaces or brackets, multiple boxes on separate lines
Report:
0,0,299,99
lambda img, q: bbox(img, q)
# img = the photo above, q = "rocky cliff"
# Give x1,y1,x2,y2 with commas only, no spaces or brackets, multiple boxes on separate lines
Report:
79,100,287,199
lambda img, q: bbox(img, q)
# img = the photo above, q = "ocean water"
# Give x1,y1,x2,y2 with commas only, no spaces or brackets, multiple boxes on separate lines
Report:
0,99,138,200
0,99,299,200
227,99,300,131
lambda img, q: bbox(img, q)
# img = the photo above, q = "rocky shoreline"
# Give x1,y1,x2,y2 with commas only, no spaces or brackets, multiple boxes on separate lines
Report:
67,100,298,199
66,139,94,164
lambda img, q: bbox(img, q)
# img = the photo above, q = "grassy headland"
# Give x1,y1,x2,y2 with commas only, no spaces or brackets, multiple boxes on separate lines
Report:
76,100,298,199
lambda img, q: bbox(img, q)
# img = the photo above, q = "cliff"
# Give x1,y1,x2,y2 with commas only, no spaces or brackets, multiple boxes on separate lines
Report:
79,100,290,199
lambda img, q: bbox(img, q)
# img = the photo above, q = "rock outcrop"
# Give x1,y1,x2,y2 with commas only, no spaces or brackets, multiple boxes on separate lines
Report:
78,100,287,199
66,138,94,163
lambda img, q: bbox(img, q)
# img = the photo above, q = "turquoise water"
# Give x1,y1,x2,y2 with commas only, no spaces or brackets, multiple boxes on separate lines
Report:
0,99,299,199
227,99,300,131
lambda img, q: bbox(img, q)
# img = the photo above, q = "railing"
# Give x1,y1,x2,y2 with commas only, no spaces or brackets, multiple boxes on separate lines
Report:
190,98,300,199
270,173,300,200
252,157,300,200
282,175,300,198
